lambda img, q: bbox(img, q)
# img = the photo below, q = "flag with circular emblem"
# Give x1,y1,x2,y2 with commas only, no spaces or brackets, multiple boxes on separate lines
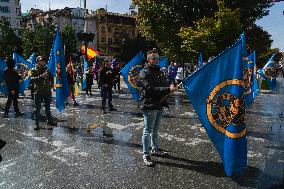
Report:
183,35,247,177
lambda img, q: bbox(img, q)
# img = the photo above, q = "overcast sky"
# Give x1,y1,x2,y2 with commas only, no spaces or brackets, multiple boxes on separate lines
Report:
21,0,284,51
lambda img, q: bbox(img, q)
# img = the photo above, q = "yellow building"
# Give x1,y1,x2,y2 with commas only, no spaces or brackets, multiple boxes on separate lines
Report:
95,8,137,57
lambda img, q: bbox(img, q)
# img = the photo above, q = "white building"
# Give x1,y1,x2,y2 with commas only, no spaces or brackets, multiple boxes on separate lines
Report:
0,0,21,29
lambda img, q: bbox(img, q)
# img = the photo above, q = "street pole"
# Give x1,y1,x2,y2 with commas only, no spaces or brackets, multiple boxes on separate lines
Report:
84,0,88,61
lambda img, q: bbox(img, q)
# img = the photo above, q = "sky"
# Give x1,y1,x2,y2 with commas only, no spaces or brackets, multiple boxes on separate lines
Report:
21,0,284,51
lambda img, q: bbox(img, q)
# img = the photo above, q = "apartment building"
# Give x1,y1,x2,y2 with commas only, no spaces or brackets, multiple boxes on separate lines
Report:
0,0,21,29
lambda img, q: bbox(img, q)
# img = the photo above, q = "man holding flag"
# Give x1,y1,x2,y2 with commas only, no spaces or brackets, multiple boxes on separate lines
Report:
139,48,177,166
31,56,57,130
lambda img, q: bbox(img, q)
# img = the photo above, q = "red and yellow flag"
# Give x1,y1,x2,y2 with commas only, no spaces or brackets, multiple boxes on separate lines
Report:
81,45,99,59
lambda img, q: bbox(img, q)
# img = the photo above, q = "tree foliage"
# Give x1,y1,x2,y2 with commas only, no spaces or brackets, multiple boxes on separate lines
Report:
0,19,21,59
21,24,55,60
179,0,241,61
62,24,78,61
120,34,156,63
131,0,273,61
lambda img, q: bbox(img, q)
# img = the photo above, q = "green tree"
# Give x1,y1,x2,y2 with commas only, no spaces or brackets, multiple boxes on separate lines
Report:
0,18,21,59
120,34,156,63
131,0,273,60
179,0,241,61
21,28,35,58
33,24,55,60
62,24,78,61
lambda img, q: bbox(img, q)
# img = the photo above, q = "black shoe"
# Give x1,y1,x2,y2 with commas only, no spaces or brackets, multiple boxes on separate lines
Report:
101,109,107,114
15,112,23,117
3,114,8,118
34,123,40,130
0,139,6,150
74,102,79,106
47,121,57,127
108,107,117,111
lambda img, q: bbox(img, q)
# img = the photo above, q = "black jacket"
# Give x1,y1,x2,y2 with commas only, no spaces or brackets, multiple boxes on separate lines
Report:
3,67,21,92
139,64,170,110
99,66,114,86
30,66,53,95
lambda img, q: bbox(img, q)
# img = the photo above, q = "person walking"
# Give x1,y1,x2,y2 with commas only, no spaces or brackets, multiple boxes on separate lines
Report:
3,58,23,118
139,49,177,166
99,59,116,114
175,64,184,88
85,66,94,96
66,63,79,106
30,56,57,130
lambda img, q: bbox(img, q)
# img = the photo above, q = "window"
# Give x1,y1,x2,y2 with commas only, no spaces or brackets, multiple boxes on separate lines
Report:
101,26,106,33
108,26,112,33
101,37,106,43
0,6,10,13
108,38,112,45
0,0,10,2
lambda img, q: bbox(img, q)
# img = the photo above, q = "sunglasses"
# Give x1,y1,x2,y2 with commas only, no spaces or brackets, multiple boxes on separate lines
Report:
151,56,160,61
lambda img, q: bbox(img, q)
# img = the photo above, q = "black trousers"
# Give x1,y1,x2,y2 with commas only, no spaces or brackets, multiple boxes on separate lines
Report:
34,94,52,124
101,86,113,110
4,90,19,114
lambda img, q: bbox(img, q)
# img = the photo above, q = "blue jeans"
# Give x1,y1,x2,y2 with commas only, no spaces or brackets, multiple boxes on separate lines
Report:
142,109,163,155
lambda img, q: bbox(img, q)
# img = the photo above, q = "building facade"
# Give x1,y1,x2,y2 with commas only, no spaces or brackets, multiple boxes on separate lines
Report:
21,7,137,57
0,0,21,29
94,8,137,56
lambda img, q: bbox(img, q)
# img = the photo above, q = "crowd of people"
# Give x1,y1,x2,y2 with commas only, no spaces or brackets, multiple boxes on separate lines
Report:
0,49,183,166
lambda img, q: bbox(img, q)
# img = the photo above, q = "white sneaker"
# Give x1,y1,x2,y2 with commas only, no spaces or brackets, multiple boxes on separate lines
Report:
143,155,153,166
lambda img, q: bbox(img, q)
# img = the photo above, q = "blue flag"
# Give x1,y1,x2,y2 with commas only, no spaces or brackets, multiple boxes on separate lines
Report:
0,58,8,95
198,52,203,69
49,31,69,112
28,53,37,66
13,53,35,95
248,51,259,99
258,54,278,91
82,58,88,90
183,36,247,177
121,51,145,102
159,57,169,73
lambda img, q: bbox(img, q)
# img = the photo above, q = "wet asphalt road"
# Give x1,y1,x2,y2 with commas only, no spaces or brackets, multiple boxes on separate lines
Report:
0,78,283,189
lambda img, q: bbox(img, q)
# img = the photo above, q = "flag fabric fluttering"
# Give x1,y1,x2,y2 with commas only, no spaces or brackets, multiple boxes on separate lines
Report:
121,51,145,102
0,58,8,95
183,35,247,177
13,53,35,95
82,58,88,91
48,30,69,112
28,53,37,66
81,45,99,59
159,57,169,73
258,54,278,90
198,52,203,69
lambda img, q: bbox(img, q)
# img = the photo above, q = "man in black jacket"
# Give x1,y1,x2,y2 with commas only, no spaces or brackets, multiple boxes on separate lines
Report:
3,58,23,118
99,59,116,114
139,49,177,166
